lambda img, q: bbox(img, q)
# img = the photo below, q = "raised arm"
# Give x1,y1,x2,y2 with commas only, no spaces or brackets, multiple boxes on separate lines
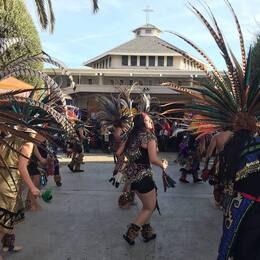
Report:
115,141,126,157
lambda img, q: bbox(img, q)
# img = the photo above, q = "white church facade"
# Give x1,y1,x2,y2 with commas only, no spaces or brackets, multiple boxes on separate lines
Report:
45,23,207,113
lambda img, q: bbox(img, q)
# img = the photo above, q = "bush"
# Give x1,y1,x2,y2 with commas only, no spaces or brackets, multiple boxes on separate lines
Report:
0,0,43,85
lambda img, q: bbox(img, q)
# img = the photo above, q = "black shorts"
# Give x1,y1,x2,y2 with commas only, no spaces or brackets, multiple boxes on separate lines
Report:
131,176,155,194
28,164,41,176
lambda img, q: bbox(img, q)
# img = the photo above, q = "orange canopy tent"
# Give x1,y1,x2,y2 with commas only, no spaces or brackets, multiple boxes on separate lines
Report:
0,77,33,97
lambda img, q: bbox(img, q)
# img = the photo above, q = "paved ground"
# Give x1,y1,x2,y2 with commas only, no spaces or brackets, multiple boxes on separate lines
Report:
10,153,222,260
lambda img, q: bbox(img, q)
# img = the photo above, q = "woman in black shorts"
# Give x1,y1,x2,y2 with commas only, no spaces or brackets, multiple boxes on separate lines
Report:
116,113,168,245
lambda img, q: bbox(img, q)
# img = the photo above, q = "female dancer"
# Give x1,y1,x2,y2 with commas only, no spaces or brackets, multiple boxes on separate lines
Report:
116,113,168,245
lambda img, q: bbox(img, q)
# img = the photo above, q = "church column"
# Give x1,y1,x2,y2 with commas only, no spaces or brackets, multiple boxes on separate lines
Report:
98,73,103,85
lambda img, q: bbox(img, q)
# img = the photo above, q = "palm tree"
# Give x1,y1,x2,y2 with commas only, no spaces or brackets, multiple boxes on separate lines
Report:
3,0,99,33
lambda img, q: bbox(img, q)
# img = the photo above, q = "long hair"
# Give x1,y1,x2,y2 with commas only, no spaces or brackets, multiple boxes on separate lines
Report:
125,113,146,149
219,129,253,182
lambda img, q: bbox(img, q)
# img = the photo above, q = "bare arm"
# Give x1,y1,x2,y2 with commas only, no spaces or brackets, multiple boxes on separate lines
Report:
147,140,168,170
18,142,40,196
78,128,84,142
115,141,126,157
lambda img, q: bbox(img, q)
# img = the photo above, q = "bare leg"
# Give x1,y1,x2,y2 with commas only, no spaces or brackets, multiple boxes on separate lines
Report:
123,189,157,245
133,189,156,226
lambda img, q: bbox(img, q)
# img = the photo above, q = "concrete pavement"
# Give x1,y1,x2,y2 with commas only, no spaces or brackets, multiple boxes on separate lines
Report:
11,153,222,260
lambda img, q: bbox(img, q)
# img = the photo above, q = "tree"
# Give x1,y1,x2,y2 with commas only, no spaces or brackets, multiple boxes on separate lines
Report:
21,0,99,33
0,0,43,85
251,34,260,89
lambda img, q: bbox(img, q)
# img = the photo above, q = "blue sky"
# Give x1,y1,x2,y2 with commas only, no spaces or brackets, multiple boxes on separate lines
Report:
26,0,260,69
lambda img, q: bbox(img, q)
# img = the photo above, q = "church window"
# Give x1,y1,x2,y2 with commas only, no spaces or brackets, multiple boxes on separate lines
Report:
158,56,164,66
109,57,112,67
105,59,108,68
149,56,155,66
131,56,137,66
122,56,128,66
167,56,173,66
140,56,146,66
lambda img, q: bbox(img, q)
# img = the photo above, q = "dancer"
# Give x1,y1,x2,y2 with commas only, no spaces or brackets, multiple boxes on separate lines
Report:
0,133,40,255
68,122,85,173
217,115,260,259
96,91,135,208
117,113,168,245
161,1,260,258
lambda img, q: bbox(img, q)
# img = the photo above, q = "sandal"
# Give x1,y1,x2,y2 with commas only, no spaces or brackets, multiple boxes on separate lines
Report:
2,234,22,253
2,245,23,252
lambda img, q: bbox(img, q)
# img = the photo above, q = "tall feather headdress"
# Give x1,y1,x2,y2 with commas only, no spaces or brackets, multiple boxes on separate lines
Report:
161,0,259,135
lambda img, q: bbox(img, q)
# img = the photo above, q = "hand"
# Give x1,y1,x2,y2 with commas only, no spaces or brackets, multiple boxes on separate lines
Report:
161,159,168,171
30,186,41,198
109,171,124,188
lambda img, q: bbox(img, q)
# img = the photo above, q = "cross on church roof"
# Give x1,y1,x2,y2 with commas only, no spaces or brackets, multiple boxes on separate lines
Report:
142,6,153,25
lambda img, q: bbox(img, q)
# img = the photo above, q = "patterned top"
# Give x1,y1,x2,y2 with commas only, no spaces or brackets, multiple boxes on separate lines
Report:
124,131,157,183
220,136,260,196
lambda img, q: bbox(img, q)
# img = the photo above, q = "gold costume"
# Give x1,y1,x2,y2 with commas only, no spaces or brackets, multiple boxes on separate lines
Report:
0,136,26,234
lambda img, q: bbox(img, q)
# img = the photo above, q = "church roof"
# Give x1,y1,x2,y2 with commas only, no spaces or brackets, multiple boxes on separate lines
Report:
84,36,184,66
132,23,161,33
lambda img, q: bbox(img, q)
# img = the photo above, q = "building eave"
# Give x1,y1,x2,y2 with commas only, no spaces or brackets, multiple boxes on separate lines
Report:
44,68,207,77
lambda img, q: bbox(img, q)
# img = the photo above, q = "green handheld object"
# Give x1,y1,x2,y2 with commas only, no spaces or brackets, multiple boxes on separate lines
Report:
41,190,53,202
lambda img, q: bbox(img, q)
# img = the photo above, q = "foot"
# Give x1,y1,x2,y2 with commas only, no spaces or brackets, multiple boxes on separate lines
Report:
123,234,135,245
73,169,84,172
143,233,156,243
179,178,189,183
3,245,23,252
55,181,62,187
194,178,203,183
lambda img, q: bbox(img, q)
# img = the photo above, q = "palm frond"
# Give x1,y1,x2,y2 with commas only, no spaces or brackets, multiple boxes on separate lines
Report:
92,0,99,13
34,0,48,30
47,0,55,33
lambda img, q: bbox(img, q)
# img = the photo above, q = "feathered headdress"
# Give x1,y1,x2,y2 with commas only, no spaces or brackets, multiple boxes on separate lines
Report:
161,0,259,135
96,84,137,130
0,28,77,185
